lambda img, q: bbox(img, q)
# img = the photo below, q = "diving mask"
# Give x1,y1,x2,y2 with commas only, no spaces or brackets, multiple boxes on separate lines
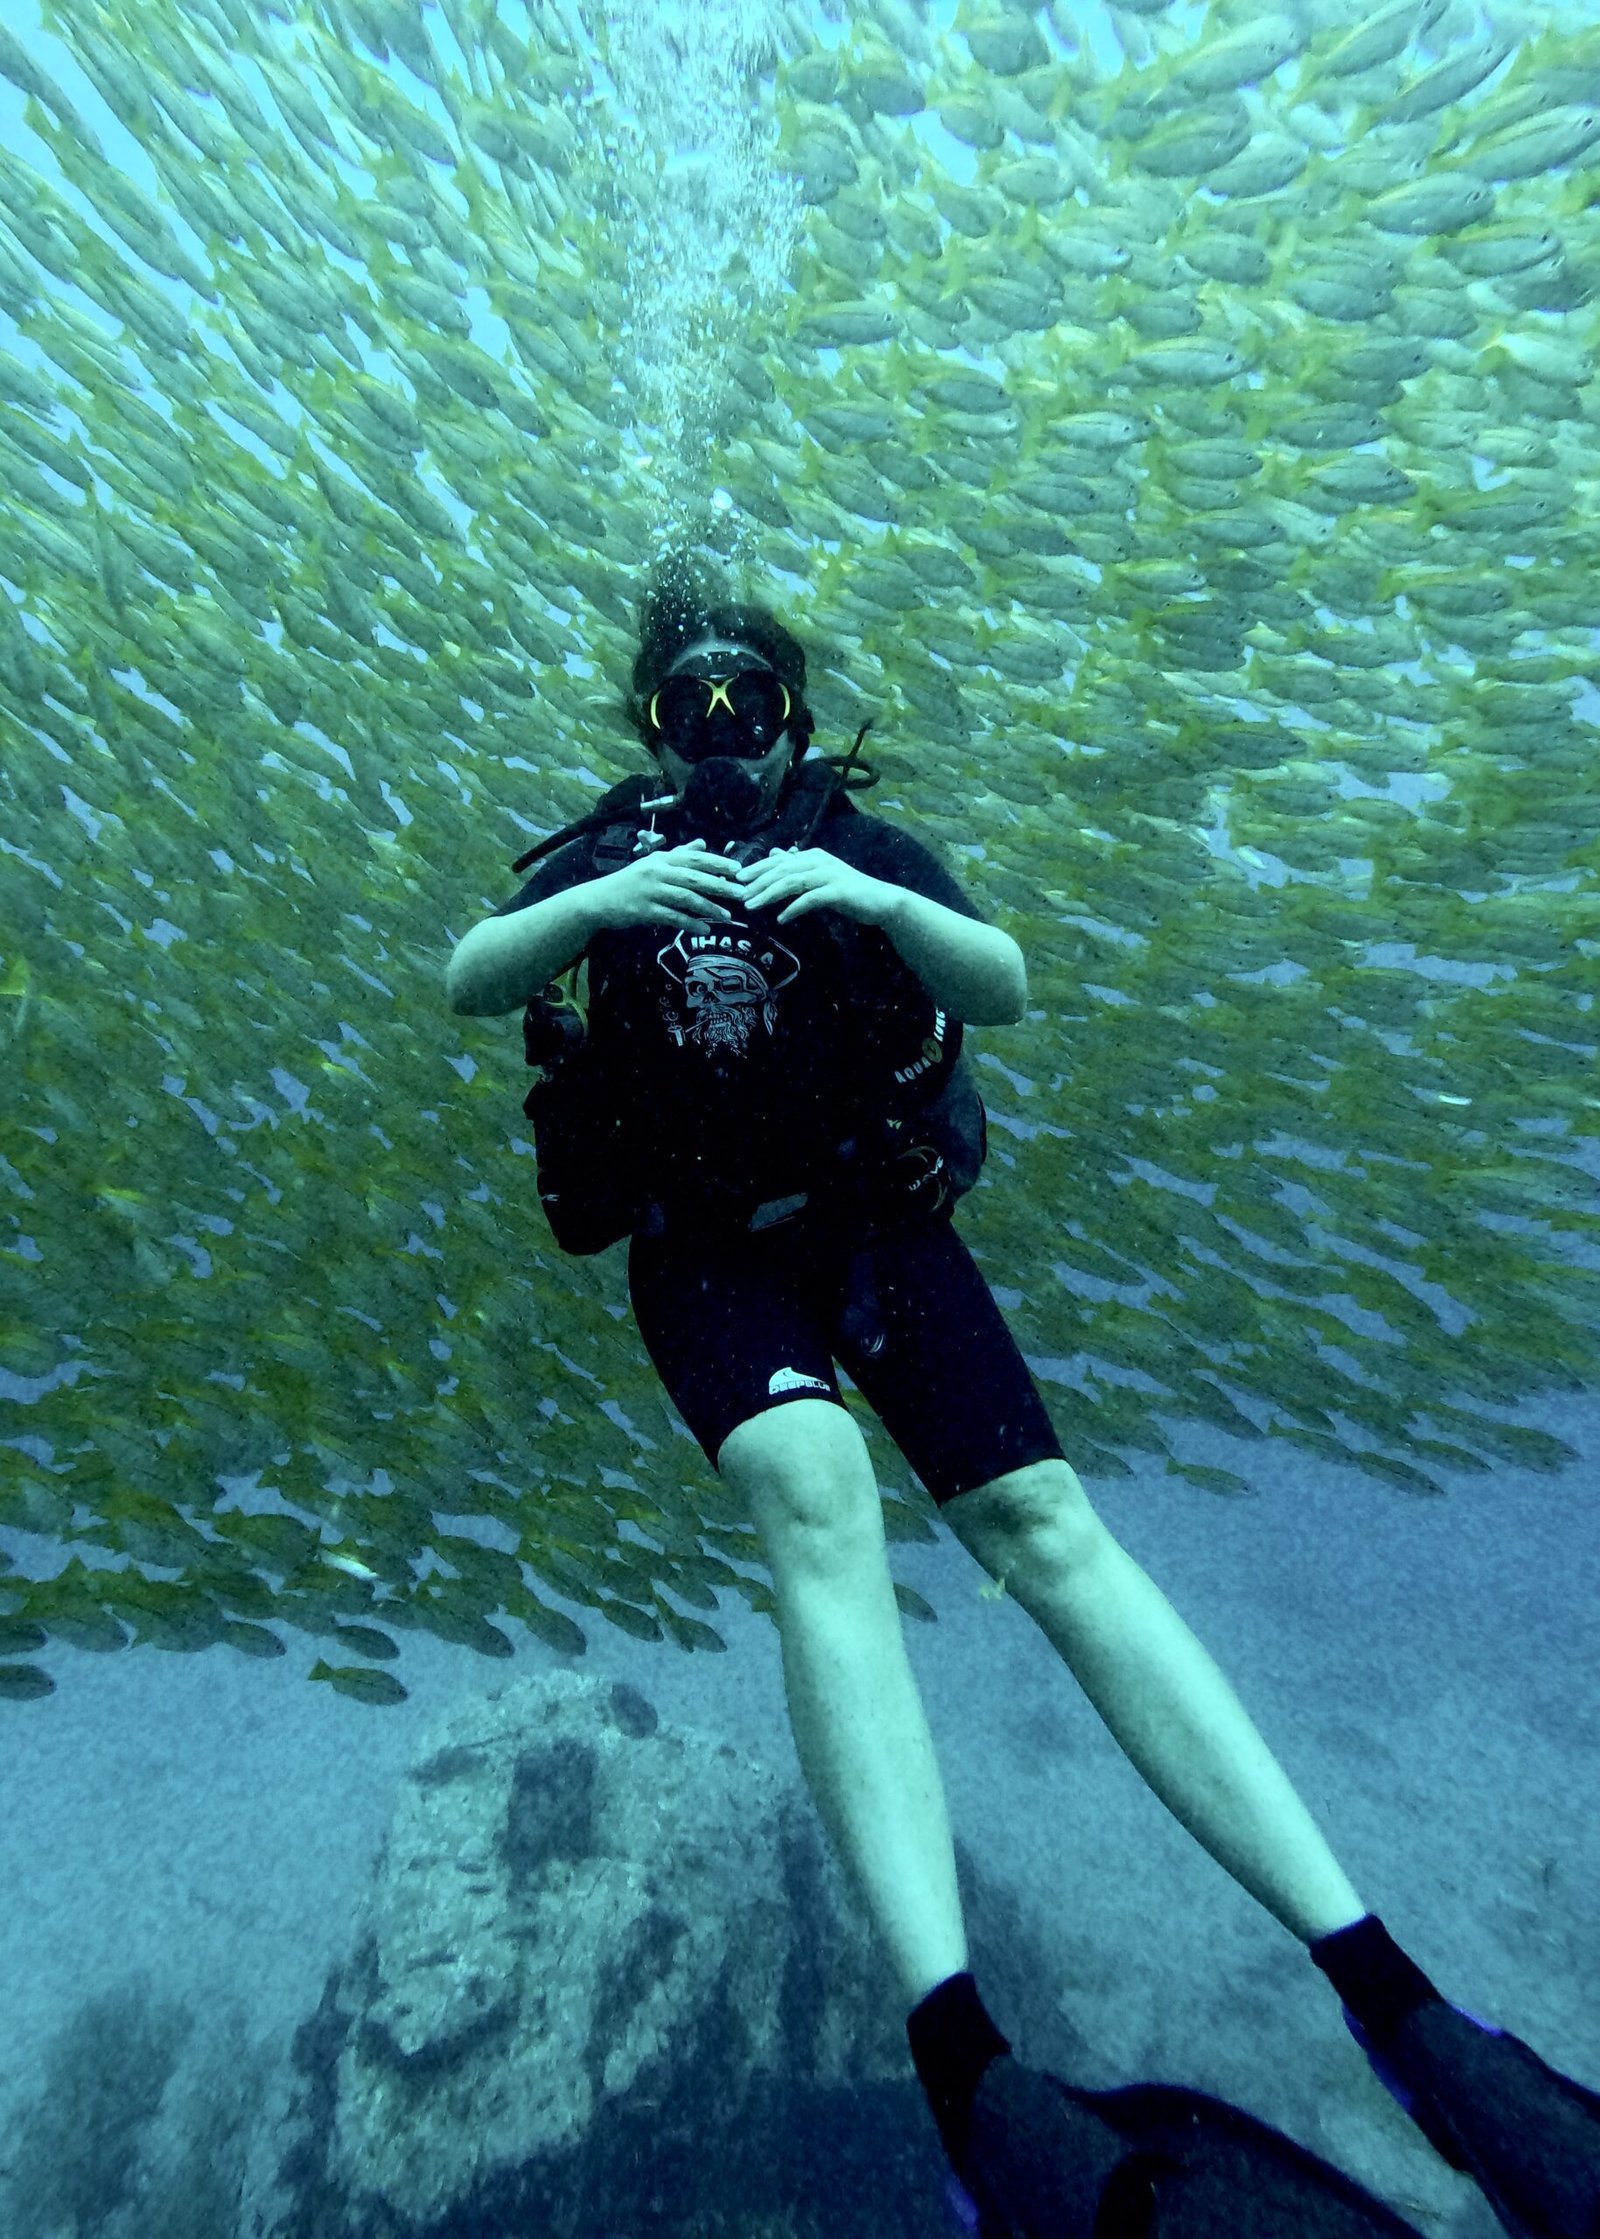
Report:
647,661,792,764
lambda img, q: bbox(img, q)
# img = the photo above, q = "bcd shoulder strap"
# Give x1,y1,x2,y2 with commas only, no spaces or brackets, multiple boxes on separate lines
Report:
510,751,866,886
509,772,658,878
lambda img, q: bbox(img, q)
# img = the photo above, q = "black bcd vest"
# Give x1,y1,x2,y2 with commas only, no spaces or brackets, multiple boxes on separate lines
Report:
512,754,987,1257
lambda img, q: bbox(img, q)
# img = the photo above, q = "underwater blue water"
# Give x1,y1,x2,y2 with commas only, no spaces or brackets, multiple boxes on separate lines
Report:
1,1,1598,2231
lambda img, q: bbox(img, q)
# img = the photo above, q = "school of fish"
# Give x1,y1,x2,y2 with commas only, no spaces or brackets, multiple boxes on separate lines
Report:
0,0,1596,1705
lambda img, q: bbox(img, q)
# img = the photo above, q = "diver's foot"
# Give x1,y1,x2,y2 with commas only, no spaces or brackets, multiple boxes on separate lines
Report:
1346,2000,1600,2239
955,2057,1163,2239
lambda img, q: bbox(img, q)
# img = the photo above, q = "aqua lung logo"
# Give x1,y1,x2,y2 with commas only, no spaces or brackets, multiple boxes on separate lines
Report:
893,1010,948,1088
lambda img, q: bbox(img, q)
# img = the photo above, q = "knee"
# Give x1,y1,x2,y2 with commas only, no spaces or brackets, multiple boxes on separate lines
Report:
945,1458,1108,1578
718,1398,884,1568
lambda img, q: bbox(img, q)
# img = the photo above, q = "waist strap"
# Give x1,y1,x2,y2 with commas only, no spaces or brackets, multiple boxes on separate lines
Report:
636,1190,812,1241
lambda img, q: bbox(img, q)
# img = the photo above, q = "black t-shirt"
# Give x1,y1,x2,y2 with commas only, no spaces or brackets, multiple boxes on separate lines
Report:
494,786,990,1211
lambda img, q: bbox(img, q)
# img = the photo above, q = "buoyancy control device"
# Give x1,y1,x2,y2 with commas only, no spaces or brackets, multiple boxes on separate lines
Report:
512,742,988,1261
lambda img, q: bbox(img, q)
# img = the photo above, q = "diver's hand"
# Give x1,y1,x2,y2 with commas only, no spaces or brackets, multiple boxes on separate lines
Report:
736,846,894,926
596,837,747,934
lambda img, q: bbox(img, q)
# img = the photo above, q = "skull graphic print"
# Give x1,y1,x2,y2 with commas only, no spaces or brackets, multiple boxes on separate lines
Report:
659,924,802,1060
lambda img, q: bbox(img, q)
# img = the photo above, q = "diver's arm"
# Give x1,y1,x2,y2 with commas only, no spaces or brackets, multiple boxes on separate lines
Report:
873,887,1028,1028
446,881,613,1016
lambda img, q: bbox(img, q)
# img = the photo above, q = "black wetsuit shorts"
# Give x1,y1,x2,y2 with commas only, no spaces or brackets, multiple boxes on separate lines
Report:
626,1202,1065,1506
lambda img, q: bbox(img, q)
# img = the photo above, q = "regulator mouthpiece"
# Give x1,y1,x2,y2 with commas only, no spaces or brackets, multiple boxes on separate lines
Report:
681,755,770,839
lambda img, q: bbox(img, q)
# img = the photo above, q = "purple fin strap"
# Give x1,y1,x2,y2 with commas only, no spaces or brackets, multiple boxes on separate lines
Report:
945,2170,983,2234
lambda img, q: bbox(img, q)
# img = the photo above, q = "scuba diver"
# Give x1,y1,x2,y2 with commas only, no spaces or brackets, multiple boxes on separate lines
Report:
444,561,1600,2239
